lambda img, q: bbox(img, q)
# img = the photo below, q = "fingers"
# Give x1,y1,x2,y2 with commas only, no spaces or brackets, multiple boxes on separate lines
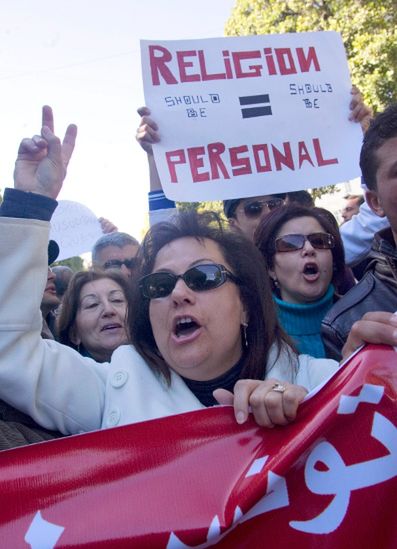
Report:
213,388,234,406
136,107,159,154
233,379,307,428
17,136,48,157
41,126,63,166
342,311,397,360
62,124,77,166
137,106,151,117
98,217,118,234
42,105,54,133
348,86,372,132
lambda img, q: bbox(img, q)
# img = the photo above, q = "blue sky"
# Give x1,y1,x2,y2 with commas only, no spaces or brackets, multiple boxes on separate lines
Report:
0,0,236,238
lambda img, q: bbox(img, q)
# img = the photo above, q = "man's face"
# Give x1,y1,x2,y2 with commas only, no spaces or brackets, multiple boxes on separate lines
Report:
41,268,61,314
228,195,285,241
366,136,397,243
341,197,361,222
95,244,139,279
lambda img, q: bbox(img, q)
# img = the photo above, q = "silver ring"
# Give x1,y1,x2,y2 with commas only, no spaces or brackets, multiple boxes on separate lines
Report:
271,383,286,393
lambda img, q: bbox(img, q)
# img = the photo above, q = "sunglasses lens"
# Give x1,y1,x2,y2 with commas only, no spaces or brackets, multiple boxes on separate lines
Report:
276,235,305,252
308,233,334,249
268,198,284,210
141,273,175,299
103,259,123,269
244,202,263,218
185,265,223,291
275,233,334,252
125,258,137,269
140,265,229,299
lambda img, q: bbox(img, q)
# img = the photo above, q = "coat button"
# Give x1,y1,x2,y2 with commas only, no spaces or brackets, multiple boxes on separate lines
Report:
107,408,121,427
111,370,129,388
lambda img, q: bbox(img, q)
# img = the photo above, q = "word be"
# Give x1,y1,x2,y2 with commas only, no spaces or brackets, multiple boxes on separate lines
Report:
303,99,319,109
149,45,321,86
165,138,338,183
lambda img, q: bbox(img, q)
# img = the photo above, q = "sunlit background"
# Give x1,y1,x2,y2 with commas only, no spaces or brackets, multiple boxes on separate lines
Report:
1,0,358,243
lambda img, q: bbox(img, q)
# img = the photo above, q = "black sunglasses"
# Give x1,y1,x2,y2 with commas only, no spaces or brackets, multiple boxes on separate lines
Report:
274,232,335,252
103,258,138,270
242,198,284,219
139,263,240,299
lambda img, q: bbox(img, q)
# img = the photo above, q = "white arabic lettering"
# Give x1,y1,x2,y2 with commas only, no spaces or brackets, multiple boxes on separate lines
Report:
290,412,397,534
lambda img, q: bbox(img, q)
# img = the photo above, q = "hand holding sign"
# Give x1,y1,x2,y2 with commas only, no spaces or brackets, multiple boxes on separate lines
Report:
141,32,364,202
136,106,160,155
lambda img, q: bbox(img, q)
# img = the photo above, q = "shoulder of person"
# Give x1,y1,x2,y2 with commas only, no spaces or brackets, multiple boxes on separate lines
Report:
323,272,376,326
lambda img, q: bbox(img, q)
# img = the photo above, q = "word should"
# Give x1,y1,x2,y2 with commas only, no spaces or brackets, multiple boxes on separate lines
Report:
165,94,220,107
290,82,333,95
165,138,338,183
149,45,321,86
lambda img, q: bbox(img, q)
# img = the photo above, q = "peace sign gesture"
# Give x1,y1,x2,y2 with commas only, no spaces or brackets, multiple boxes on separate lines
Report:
13,105,77,199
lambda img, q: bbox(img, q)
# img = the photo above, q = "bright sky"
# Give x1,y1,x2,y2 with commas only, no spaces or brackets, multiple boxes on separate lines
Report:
0,0,236,239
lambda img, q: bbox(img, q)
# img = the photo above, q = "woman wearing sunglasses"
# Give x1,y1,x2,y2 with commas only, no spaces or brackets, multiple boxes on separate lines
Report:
1,106,395,437
255,205,347,358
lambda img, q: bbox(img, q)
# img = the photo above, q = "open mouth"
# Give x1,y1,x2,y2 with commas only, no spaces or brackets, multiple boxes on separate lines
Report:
101,323,122,332
303,263,319,276
174,316,201,338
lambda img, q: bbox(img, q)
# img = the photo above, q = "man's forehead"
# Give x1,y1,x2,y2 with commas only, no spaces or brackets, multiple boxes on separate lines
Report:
97,244,139,262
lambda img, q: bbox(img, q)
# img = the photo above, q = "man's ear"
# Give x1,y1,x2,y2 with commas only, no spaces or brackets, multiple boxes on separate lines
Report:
69,327,81,346
365,190,386,218
228,217,239,230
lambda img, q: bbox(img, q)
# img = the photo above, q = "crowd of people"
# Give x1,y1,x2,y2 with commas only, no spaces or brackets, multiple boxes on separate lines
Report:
0,87,397,452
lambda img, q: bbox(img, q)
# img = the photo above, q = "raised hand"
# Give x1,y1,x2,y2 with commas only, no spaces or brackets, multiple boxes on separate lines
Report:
13,105,77,199
349,86,373,134
136,106,160,155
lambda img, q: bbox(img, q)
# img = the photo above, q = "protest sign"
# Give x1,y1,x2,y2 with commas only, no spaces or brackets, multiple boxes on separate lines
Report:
141,31,362,202
0,344,396,547
49,200,103,261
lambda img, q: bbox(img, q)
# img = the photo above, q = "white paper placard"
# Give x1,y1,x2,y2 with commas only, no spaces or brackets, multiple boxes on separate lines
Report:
49,200,103,261
141,31,362,201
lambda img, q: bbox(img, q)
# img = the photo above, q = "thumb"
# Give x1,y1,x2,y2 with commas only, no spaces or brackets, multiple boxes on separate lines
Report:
213,388,234,406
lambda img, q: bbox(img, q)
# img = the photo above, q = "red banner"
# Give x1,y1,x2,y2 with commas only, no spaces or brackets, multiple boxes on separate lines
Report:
0,344,396,548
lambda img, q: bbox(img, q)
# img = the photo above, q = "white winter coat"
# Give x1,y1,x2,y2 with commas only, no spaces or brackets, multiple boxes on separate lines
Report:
0,217,339,435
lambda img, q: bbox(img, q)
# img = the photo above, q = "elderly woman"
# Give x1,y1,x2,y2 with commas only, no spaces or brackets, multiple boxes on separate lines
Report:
57,269,130,362
255,205,349,358
0,107,395,436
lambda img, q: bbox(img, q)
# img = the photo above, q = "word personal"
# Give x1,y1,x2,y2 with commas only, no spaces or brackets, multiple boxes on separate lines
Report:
165,138,338,183
149,45,321,86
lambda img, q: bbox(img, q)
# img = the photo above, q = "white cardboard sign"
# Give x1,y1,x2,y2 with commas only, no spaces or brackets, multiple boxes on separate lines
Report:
141,31,362,201
49,200,103,261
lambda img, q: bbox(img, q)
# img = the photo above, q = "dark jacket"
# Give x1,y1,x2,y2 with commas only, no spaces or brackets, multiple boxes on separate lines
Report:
0,400,63,451
321,228,397,361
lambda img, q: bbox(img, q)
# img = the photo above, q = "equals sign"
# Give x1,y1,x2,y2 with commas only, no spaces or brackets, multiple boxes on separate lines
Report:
239,94,272,118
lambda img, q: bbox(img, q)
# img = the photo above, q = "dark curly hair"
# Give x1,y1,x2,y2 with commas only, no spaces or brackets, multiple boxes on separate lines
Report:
130,210,294,383
360,103,397,191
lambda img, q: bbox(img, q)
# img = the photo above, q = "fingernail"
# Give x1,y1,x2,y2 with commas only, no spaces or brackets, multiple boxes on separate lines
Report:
236,411,246,424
